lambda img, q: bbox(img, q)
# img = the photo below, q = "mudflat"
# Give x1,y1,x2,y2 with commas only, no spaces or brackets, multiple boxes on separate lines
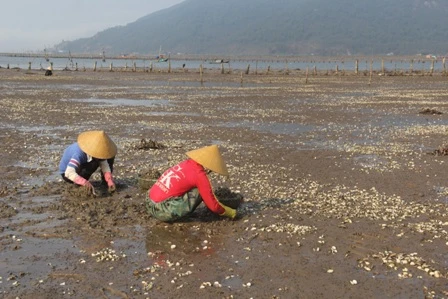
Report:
1,67,448,298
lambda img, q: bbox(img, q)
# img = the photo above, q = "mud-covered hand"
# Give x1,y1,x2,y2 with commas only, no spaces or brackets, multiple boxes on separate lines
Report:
219,204,237,219
83,181,96,195
104,172,116,193
74,176,96,196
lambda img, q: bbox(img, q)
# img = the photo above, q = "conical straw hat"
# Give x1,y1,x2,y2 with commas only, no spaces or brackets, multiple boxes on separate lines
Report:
186,145,229,176
77,130,117,159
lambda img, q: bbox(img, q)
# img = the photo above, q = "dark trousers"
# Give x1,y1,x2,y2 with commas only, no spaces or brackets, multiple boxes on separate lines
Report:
62,157,114,183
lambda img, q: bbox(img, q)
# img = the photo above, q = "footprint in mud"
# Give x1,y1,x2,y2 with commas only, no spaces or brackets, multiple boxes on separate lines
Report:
145,224,207,254
0,201,18,218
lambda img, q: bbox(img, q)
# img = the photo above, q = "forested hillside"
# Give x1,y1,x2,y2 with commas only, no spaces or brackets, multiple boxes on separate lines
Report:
55,0,448,56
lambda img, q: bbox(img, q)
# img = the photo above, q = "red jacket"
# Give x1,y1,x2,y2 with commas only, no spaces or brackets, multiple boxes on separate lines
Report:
149,159,225,215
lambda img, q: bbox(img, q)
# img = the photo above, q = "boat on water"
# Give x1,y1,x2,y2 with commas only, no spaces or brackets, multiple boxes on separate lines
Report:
155,55,169,62
209,59,229,64
155,46,169,62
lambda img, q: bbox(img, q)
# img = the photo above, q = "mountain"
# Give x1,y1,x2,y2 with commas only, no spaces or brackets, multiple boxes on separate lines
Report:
55,0,448,56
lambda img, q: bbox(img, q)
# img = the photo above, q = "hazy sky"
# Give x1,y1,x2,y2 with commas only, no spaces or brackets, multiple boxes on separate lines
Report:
0,0,184,52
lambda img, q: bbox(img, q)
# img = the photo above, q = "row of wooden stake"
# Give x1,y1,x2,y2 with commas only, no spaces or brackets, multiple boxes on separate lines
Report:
11,58,448,78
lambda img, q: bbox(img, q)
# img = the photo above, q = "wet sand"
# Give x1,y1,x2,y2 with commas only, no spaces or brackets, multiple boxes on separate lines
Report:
1,67,448,298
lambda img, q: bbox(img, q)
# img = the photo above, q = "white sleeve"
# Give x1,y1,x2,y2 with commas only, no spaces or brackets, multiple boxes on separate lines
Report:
64,166,80,182
99,160,111,173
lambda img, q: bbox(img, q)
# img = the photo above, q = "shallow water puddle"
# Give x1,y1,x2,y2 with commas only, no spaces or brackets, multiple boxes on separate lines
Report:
2,124,72,135
144,111,201,117
145,225,213,254
354,154,388,168
0,196,66,232
0,236,78,288
371,114,448,127
62,98,172,107
432,186,448,203
219,121,315,135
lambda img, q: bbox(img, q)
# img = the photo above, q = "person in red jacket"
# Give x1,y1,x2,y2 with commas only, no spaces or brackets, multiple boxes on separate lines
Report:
146,145,236,222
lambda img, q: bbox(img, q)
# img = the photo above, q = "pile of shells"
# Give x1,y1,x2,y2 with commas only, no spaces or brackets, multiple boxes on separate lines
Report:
288,179,446,222
141,280,154,292
358,251,445,279
255,222,316,236
91,248,126,262
394,124,448,138
407,220,448,241
133,264,162,277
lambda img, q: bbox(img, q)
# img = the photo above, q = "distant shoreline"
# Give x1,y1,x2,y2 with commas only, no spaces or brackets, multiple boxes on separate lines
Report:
0,52,441,63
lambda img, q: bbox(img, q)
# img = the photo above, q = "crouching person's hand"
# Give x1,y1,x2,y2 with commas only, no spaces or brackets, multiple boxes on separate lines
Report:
104,172,116,193
219,204,237,219
74,176,96,196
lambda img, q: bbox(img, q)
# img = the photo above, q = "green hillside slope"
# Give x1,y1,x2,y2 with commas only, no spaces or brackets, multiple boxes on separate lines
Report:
55,0,448,56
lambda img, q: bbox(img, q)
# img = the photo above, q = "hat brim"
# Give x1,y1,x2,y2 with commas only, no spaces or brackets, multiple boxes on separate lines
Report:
77,130,117,159
186,145,228,176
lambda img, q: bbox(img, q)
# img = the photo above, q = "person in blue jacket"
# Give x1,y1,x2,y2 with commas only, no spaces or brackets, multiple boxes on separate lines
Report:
59,130,117,195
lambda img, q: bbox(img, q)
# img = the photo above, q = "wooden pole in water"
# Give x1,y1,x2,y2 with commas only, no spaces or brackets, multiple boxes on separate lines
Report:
240,71,243,85
255,61,258,75
133,62,136,72
266,65,270,75
93,61,97,71
313,66,317,76
168,60,171,73
75,63,78,71
150,62,153,73
368,60,373,86
110,63,113,72
200,64,203,83
28,62,31,70
355,59,359,74
430,60,434,76
335,65,339,74
245,64,250,75
410,59,414,73
305,67,309,84
443,58,446,76
381,59,384,74
221,63,224,74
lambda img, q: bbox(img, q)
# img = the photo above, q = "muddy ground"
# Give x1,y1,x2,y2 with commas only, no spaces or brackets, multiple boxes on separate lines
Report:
1,66,448,298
